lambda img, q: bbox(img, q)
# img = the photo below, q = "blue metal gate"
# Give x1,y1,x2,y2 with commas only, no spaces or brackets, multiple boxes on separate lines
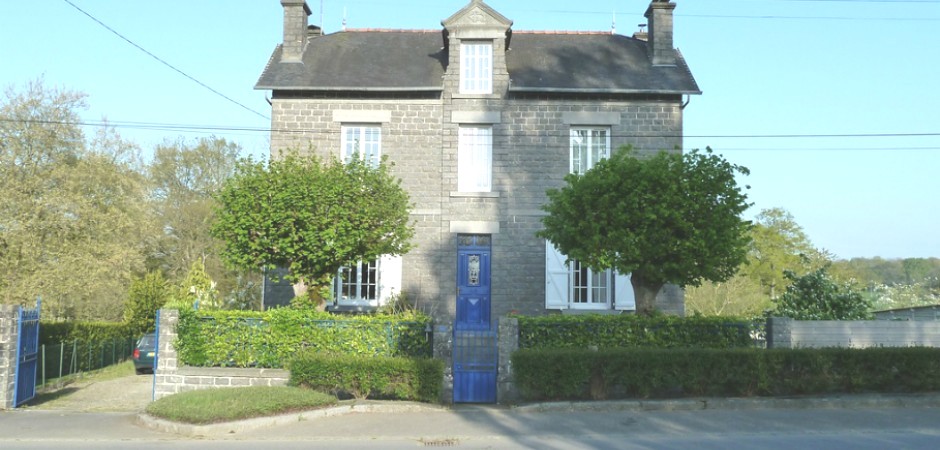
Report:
453,234,497,403
453,328,497,403
14,298,40,408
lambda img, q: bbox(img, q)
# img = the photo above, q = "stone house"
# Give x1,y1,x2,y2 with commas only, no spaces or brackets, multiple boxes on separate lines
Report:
256,0,699,327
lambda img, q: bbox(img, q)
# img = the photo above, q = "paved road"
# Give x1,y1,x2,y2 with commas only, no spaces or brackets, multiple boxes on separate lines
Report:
3,403,940,449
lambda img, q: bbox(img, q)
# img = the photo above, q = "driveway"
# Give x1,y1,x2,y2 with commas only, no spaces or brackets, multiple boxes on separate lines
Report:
27,373,153,412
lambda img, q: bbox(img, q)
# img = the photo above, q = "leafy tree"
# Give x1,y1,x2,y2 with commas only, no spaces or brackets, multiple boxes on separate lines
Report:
772,267,872,320
538,147,752,316
167,260,220,310
124,271,170,335
744,208,818,299
0,80,150,320
145,137,257,306
211,151,413,308
685,273,769,317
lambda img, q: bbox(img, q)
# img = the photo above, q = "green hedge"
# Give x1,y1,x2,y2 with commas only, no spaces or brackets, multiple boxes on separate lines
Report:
175,308,432,368
512,347,940,401
40,321,134,346
516,314,754,349
289,352,443,402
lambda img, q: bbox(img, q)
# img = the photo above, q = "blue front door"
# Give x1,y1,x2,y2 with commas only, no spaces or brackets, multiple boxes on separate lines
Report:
456,234,491,331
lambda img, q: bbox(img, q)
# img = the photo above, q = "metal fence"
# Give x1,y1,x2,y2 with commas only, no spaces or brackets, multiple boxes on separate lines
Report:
37,338,136,389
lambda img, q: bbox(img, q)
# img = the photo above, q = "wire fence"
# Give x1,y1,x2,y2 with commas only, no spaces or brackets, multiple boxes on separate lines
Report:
37,338,137,389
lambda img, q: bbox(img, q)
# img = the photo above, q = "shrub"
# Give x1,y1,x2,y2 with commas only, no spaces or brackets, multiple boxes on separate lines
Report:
40,321,132,346
123,271,170,335
516,314,754,350
773,267,872,320
512,347,940,401
290,352,443,402
174,308,432,368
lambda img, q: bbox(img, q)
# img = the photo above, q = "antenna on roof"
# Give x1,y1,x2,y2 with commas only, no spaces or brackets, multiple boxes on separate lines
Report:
611,10,617,34
320,0,323,30
342,7,347,31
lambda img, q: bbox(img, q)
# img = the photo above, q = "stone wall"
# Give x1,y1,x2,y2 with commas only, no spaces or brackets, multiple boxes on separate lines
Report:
268,93,687,322
768,317,940,349
0,305,18,409
153,310,288,401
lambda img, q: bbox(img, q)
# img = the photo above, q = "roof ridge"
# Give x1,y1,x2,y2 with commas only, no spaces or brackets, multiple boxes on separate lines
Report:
342,28,439,33
514,30,614,35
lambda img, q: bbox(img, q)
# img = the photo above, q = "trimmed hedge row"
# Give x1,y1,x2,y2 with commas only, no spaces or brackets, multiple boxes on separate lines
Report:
289,353,443,402
40,321,133,346
516,314,754,349
512,347,940,401
175,308,432,368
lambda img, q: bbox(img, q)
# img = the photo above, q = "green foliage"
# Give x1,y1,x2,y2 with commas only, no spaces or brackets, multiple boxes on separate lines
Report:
174,308,432,368
145,386,337,425
538,147,751,315
211,151,414,307
773,267,873,320
40,321,132,346
685,272,771,317
516,314,754,350
146,137,259,308
0,80,150,320
290,353,443,402
123,271,170,335
512,347,940,401
167,260,220,310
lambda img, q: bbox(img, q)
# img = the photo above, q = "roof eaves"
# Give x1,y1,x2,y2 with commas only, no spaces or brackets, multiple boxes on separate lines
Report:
508,87,702,95
260,86,443,92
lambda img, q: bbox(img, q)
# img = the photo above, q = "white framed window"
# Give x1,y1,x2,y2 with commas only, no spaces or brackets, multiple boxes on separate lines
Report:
342,125,381,168
334,255,402,307
545,126,631,311
457,126,492,192
570,127,610,175
460,42,493,94
545,242,634,311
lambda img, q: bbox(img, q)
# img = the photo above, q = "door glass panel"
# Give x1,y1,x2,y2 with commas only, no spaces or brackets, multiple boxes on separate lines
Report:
468,255,481,286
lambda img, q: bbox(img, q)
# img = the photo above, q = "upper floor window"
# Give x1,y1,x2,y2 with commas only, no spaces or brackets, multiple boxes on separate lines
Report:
570,127,610,175
342,125,381,168
460,42,493,94
457,126,493,192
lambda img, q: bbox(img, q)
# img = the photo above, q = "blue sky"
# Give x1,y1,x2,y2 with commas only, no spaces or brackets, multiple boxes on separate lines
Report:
2,0,938,259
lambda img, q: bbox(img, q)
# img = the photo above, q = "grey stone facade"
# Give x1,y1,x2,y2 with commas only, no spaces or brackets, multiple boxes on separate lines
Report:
260,1,694,325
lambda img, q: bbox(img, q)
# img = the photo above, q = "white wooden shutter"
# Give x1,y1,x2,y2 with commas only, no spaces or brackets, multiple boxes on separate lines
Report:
379,254,403,305
545,241,570,310
614,272,636,311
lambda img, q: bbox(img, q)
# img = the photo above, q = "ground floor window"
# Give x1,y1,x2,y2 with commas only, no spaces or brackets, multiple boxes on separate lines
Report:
545,241,634,311
333,255,402,307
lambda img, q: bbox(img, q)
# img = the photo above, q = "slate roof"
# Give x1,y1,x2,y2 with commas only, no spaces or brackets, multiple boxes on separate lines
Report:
255,29,700,95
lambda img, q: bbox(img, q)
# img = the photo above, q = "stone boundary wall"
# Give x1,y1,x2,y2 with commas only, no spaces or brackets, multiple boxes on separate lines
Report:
768,317,940,349
155,309,522,404
0,305,19,409
153,309,288,401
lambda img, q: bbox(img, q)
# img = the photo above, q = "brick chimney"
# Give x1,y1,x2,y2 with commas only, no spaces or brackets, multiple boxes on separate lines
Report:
645,0,676,66
281,0,311,62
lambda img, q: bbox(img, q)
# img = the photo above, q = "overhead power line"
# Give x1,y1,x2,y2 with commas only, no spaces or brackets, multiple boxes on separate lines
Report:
61,0,270,121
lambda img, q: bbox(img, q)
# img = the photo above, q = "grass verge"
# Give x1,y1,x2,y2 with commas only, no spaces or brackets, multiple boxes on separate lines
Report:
145,386,337,424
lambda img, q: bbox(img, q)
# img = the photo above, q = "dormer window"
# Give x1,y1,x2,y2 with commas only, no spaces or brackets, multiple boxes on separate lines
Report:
460,42,493,94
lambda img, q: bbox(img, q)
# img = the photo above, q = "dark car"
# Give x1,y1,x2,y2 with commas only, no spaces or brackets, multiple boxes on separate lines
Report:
132,333,156,375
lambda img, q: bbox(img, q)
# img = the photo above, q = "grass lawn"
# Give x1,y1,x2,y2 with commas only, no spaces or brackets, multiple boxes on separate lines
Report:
145,386,337,424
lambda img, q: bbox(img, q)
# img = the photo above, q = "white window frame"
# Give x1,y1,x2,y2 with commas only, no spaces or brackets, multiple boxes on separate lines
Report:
460,42,493,94
545,126,633,311
457,125,493,192
341,124,381,168
570,127,610,175
334,255,402,307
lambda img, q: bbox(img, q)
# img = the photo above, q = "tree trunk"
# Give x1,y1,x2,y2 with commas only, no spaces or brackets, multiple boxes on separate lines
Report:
631,272,665,317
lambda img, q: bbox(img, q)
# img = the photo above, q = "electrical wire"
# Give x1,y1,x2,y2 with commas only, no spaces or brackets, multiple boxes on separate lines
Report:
61,0,270,121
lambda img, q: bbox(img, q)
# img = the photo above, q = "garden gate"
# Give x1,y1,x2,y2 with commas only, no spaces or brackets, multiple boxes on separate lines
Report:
14,298,40,407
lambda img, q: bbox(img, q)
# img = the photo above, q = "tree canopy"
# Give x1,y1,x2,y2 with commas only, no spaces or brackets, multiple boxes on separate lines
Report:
211,151,414,306
773,267,872,320
538,147,752,315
